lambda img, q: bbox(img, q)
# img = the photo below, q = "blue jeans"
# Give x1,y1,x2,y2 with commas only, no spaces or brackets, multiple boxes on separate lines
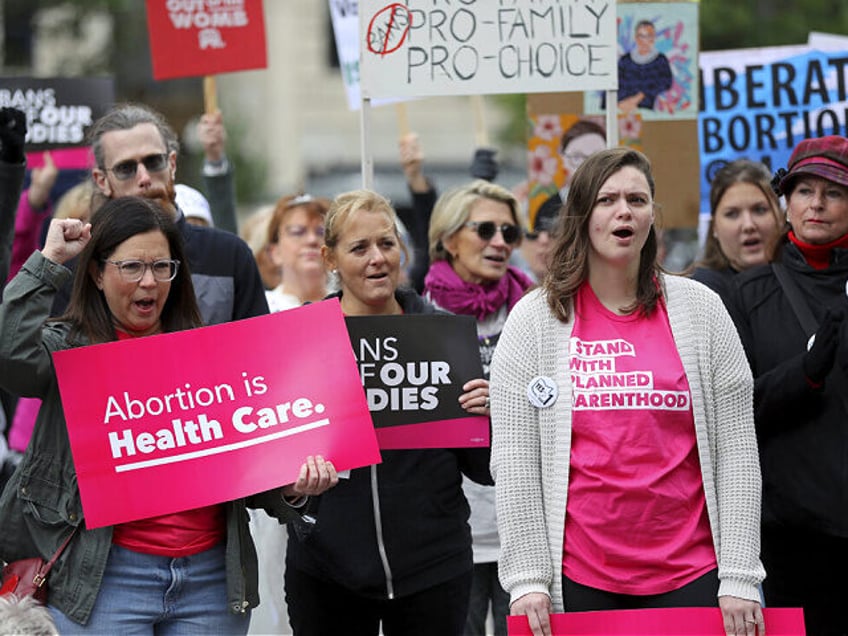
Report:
49,543,250,635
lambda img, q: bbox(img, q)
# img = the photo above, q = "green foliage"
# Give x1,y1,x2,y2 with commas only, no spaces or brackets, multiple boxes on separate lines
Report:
491,94,528,148
701,0,848,50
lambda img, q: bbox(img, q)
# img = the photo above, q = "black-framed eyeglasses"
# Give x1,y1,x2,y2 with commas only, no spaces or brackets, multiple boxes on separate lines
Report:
106,153,169,181
104,259,180,282
464,221,522,245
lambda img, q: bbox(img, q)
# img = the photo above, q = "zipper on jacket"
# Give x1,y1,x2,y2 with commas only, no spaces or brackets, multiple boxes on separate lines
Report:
370,464,395,599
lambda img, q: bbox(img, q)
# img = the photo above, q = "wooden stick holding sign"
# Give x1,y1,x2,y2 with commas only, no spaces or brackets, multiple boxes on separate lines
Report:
470,95,489,148
204,76,218,115
395,103,410,138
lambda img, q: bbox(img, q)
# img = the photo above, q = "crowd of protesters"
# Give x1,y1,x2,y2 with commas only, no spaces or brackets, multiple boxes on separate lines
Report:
2,99,848,636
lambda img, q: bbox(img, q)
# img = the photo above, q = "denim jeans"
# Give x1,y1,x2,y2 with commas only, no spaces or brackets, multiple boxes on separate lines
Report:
49,543,250,635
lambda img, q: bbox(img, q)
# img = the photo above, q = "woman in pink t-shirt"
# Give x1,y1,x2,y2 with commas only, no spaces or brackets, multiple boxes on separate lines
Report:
490,148,765,636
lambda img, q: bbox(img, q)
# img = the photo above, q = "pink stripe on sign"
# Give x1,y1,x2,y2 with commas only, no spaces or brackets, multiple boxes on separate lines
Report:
26,147,93,170
375,416,489,450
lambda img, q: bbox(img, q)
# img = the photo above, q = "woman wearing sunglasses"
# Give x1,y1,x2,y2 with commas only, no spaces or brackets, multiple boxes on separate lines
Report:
0,197,337,634
424,179,534,636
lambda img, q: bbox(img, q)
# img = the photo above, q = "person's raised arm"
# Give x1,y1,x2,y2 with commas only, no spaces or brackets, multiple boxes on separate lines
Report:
398,133,435,292
8,151,59,282
198,111,238,234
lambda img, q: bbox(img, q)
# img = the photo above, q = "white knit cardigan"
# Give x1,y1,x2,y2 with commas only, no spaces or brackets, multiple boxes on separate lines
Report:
490,274,765,611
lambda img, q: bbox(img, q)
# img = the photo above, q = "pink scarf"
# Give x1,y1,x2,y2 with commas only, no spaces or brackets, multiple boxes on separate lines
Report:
424,260,534,321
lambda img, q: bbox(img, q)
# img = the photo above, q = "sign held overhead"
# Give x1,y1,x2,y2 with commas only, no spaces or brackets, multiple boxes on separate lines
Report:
359,0,618,99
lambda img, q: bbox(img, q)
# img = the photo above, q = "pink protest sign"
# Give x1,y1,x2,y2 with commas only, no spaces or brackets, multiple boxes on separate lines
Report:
145,0,267,80
508,607,805,635
52,299,380,529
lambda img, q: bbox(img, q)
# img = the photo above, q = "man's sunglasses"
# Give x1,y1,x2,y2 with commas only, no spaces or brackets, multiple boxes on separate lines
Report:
107,153,169,181
464,221,522,245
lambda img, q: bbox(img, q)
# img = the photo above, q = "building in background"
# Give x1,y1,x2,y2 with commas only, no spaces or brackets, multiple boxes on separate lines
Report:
1,1,526,220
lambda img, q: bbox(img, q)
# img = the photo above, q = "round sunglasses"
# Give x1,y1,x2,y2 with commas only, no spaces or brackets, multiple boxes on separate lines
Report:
463,221,522,245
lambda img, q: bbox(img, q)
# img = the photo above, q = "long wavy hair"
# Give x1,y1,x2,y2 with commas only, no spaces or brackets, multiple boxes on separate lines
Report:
55,196,202,344
543,147,661,322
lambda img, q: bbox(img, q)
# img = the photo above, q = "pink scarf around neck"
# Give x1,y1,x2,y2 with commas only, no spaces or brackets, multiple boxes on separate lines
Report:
423,260,534,321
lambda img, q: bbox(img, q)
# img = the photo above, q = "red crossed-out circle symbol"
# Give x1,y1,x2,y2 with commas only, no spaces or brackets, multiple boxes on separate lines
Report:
366,3,411,56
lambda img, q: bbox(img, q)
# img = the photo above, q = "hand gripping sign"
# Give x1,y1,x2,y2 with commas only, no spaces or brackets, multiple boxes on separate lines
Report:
53,299,380,529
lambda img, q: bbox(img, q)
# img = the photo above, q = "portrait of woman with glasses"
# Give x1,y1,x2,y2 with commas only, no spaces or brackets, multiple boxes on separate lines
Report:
0,196,337,634
264,193,332,313
423,179,535,636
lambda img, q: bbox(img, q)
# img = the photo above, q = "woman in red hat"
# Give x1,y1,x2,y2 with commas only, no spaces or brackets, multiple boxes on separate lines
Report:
728,135,848,636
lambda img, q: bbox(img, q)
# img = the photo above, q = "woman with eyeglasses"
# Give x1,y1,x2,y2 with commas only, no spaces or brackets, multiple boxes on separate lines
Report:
490,148,764,636
423,179,534,636
536,119,607,241
284,189,492,636
264,194,332,312
0,196,337,634
251,192,332,635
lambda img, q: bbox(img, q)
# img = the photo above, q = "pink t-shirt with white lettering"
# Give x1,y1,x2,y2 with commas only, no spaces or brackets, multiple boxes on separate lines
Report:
562,282,716,595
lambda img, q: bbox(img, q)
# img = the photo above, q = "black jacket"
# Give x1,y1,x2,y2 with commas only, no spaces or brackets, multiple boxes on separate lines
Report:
728,242,848,535
286,287,493,599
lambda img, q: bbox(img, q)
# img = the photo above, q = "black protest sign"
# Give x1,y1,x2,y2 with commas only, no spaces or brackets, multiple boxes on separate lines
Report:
0,77,115,151
345,313,488,449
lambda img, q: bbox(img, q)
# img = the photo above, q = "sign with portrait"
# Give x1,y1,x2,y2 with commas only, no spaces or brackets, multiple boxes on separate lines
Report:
145,0,267,80
584,2,699,121
53,299,380,529
359,0,618,99
345,314,489,449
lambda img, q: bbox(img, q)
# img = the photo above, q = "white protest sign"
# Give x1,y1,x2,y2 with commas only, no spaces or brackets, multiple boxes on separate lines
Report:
329,0,407,110
330,0,365,109
359,0,618,99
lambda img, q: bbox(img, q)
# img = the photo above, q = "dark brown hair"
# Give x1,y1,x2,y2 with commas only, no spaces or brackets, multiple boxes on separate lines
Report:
543,147,661,322
56,196,201,343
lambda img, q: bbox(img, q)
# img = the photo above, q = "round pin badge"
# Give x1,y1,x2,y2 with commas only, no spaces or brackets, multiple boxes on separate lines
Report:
527,376,558,409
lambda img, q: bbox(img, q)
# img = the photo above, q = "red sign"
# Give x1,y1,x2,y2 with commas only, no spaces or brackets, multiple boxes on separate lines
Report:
508,607,805,635
145,0,267,80
52,299,380,529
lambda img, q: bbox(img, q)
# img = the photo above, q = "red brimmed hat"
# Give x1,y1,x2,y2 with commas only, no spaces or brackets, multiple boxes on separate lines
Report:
778,135,848,194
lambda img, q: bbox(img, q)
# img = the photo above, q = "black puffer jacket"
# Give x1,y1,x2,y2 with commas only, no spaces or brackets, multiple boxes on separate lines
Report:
286,287,493,599
728,241,848,536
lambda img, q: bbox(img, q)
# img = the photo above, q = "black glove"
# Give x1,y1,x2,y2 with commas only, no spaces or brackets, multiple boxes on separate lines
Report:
0,107,27,164
470,147,498,182
803,309,843,384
